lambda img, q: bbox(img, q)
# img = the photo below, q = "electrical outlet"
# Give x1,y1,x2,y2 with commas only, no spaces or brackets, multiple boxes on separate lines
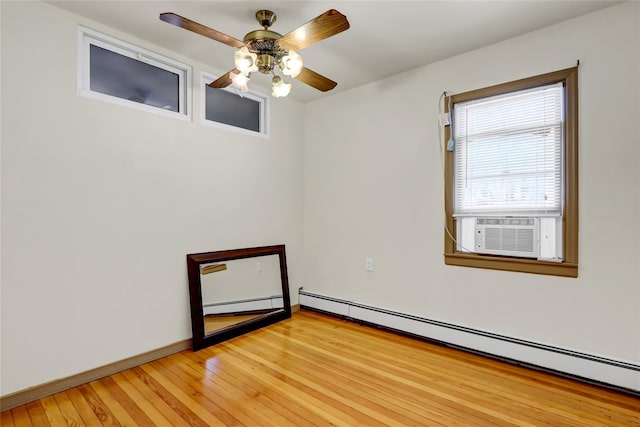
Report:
365,258,374,272
256,262,262,272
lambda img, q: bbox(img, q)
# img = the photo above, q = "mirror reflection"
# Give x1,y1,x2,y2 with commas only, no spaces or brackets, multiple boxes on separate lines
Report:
200,254,284,335
186,245,292,351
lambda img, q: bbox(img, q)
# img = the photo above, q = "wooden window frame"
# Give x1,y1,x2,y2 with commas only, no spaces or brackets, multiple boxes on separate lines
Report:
444,67,578,278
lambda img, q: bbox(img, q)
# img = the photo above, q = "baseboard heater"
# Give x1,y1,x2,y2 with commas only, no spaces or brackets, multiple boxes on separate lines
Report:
203,295,284,316
299,289,640,395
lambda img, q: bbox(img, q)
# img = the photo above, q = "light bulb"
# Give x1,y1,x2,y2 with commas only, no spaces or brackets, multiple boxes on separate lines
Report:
234,47,258,75
231,71,250,92
281,51,303,78
272,76,291,97
237,57,252,70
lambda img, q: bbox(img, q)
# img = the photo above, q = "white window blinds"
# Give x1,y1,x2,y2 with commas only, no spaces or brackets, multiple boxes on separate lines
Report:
453,83,563,216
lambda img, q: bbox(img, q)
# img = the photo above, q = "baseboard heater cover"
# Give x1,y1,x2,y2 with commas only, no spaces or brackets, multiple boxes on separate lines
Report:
203,295,284,316
299,289,640,394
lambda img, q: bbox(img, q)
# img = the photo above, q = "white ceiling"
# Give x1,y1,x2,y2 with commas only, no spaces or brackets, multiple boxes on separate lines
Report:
48,0,620,103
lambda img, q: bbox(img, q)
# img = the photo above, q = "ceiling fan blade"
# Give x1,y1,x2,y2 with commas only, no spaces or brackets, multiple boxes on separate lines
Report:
277,9,350,51
208,69,239,89
160,13,244,48
295,67,337,92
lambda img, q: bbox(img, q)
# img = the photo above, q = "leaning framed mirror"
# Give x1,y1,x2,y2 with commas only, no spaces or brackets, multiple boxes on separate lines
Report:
186,245,292,351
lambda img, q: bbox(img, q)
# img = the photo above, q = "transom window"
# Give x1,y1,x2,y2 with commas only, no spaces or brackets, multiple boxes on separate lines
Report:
78,26,191,119
201,72,269,137
444,67,578,277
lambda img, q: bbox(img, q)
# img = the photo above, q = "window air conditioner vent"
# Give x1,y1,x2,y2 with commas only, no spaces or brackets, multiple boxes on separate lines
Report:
474,218,538,258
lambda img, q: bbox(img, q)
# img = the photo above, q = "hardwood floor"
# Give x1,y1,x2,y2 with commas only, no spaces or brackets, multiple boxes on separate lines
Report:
2,310,639,426
204,313,265,335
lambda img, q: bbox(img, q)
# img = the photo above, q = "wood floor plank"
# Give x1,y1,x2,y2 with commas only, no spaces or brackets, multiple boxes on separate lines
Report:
129,366,211,427
91,376,152,426
25,401,51,427
76,383,119,427
2,310,638,426
118,369,192,427
109,372,174,426
39,395,70,427
9,405,31,427
65,387,105,425
52,391,85,427
138,363,232,426
0,410,15,427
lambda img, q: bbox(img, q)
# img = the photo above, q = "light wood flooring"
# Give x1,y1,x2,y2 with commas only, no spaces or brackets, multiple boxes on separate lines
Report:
2,310,639,426
204,313,265,335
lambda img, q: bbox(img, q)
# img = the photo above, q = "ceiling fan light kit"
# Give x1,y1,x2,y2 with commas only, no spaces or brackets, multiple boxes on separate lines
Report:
230,70,250,92
281,51,303,78
234,46,258,75
160,8,350,98
271,75,291,98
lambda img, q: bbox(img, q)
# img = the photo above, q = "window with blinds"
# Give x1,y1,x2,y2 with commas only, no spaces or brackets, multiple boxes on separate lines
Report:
443,67,578,277
452,83,563,216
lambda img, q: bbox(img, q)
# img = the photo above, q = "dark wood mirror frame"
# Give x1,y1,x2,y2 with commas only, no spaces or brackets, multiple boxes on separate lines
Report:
186,244,292,351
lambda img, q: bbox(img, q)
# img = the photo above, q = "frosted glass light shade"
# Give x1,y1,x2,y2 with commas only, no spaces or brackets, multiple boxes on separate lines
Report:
281,51,303,78
272,76,291,97
231,71,250,92
234,47,258,76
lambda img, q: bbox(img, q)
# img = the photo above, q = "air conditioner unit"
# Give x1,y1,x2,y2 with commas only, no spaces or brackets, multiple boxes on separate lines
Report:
474,217,538,258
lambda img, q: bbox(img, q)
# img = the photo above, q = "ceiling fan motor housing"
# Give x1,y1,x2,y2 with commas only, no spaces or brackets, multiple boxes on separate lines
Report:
243,27,286,73
256,54,275,73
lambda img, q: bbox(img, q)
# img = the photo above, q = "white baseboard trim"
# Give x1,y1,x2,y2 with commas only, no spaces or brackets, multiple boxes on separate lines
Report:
299,289,640,394
203,295,284,315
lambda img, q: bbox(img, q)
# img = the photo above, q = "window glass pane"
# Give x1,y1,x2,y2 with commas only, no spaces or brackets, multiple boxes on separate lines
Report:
453,84,562,215
89,44,179,112
204,86,261,132
459,129,561,211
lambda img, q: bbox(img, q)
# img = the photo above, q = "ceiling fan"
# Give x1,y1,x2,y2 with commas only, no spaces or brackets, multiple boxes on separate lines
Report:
160,9,350,97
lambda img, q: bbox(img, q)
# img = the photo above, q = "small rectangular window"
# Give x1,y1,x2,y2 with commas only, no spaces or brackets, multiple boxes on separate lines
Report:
201,72,269,137
78,26,191,119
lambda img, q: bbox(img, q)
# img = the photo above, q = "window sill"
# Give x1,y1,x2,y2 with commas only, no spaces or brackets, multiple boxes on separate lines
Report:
444,252,578,278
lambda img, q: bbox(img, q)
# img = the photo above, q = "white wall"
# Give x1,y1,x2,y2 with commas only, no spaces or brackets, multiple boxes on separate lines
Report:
303,2,640,363
0,1,304,395
201,255,282,305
